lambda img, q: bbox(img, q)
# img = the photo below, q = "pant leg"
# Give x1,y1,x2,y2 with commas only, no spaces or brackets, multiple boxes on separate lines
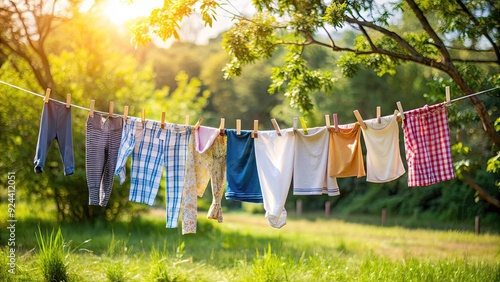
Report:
54,103,75,176
99,117,123,206
129,122,164,205
164,125,191,228
34,103,57,174
86,114,106,206
207,135,227,223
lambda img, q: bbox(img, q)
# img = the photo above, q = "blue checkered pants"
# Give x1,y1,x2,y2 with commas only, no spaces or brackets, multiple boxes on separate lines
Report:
128,121,191,228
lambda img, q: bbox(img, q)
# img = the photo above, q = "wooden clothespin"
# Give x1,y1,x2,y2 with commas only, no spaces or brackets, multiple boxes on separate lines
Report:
396,101,404,121
299,117,308,135
271,118,282,136
445,86,451,105
325,115,331,131
109,101,114,117
333,114,339,132
66,93,71,108
376,106,381,124
123,106,129,122
161,112,166,129
236,119,241,135
219,118,225,135
141,108,146,124
293,117,298,131
252,120,258,138
185,115,190,125
353,110,367,129
89,100,95,117
44,88,51,103
194,117,203,130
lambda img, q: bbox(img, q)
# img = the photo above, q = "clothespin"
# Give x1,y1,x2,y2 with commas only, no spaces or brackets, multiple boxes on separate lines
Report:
445,86,451,105
194,117,203,130
293,117,298,131
236,119,241,135
161,112,165,129
252,120,258,138
219,118,225,135
44,88,51,103
66,93,71,109
353,110,367,129
123,106,129,122
89,100,95,117
299,117,308,135
376,106,381,124
333,114,339,132
271,118,282,136
109,101,114,117
325,115,331,131
141,109,146,124
185,115,190,125
396,101,404,121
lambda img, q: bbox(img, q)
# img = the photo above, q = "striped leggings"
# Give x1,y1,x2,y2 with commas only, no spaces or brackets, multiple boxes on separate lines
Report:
86,114,123,206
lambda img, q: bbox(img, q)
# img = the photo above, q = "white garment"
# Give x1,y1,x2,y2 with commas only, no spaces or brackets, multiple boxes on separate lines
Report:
293,127,339,196
361,114,406,183
254,129,295,229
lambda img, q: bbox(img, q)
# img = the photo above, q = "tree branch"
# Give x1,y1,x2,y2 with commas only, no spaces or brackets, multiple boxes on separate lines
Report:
454,0,500,64
461,174,500,208
405,0,452,65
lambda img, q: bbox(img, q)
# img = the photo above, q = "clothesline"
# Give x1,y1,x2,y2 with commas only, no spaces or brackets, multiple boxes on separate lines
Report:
1,79,498,127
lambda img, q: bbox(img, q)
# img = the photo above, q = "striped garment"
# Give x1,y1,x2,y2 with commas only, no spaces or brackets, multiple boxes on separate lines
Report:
402,103,455,187
128,120,191,228
85,114,123,206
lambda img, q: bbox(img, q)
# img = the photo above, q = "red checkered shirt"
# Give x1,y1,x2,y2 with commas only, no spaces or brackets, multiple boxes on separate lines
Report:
402,103,455,187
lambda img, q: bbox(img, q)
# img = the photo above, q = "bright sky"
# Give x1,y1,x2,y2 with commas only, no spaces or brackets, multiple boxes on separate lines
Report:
98,0,240,45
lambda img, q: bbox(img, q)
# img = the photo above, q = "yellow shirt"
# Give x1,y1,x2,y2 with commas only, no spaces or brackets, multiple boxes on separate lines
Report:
328,123,366,178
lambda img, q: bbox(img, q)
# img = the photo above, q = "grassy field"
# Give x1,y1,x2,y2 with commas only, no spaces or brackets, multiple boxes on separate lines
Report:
1,201,499,281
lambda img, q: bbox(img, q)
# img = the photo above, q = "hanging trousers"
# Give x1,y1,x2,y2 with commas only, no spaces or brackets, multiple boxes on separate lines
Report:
34,102,74,176
86,114,123,206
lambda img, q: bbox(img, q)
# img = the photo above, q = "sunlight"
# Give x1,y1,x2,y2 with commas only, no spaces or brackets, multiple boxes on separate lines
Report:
102,0,160,24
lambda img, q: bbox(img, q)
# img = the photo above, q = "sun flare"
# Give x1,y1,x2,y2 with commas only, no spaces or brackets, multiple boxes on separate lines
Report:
102,0,159,24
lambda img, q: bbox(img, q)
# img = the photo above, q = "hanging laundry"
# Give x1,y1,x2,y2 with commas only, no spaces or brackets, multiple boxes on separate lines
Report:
85,113,123,206
34,101,74,176
224,129,263,203
361,113,406,183
182,126,227,234
254,129,295,229
293,127,339,196
126,120,191,228
328,123,366,178
114,118,143,184
403,103,455,186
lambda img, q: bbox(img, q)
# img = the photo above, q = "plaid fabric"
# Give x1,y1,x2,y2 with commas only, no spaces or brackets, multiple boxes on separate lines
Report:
402,103,455,187
114,118,140,184
128,121,191,228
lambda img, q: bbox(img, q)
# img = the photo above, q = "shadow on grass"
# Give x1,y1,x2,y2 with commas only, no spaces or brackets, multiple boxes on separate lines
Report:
12,212,347,269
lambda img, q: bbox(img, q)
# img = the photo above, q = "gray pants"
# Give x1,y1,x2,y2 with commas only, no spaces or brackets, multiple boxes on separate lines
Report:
34,102,74,176
86,114,123,206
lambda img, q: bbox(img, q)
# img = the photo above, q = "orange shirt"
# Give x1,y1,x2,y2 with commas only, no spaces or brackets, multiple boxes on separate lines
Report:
328,123,366,178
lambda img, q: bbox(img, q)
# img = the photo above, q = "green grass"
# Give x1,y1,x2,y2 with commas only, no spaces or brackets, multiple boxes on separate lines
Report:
1,201,499,281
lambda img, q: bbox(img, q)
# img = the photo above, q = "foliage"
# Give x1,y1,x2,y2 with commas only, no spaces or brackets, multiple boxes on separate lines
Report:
36,227,69,282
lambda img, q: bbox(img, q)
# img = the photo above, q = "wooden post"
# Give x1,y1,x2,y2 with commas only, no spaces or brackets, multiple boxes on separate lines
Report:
325,201,331,217
381,208,387,226
296,199,302,216
475,216,480,235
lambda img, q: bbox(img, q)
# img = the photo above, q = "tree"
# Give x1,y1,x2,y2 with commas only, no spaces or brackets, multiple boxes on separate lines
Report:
132,0,500,208
0,0,210,221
